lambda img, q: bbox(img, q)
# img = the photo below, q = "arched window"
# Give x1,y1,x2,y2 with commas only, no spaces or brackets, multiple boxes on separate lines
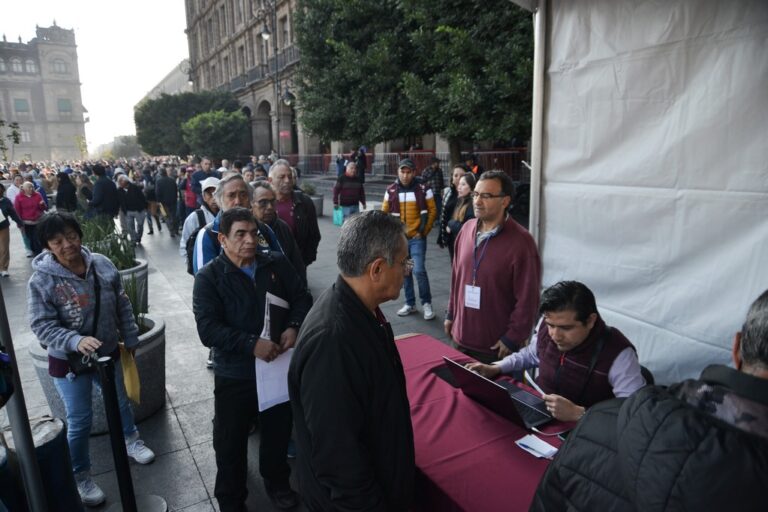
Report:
11,58,22,73
52,58,68,74
25,59,37,73
0,58,6,72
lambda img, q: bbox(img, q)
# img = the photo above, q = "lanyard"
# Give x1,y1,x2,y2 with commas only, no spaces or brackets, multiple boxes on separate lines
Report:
472,236,492,285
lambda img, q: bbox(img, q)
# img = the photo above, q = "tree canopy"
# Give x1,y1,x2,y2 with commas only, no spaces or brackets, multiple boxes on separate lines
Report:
295,0,533,158
181,110,249,160
134,91,240,156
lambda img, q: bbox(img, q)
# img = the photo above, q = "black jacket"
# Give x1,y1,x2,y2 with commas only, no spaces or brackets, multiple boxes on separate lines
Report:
270,217,306,285
193,249,312,380
118,183,147,212
288,276,415,511
89,176,119,216
289,191,321,266
55,178,78,212
154,175,178,207
0,197,22,230
532,365,768,512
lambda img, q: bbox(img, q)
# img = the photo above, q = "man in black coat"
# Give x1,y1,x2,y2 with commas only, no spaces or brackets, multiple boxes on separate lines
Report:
531,289,768,512
193,208,312,512
251,181,306,284
87,164,119,219
268,160,321,267
155,167,179,236
116,175,148,245
288,210,415,511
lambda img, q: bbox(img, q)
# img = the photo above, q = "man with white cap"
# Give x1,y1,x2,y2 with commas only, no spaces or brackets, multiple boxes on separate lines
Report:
180,176,220,259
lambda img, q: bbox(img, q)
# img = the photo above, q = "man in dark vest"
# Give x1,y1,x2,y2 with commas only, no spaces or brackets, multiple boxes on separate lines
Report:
468,281,645,422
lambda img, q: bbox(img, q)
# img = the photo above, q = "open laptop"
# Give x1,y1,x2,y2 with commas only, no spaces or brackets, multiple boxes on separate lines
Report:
442,356,552,429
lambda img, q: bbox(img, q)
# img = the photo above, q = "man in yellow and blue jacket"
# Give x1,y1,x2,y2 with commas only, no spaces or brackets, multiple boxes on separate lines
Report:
382,158,438,321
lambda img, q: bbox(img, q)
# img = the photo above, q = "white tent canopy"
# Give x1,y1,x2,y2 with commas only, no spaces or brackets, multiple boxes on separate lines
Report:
520,0,768,383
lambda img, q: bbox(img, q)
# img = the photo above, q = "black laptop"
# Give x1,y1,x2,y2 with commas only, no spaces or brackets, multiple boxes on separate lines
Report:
442,356,552,429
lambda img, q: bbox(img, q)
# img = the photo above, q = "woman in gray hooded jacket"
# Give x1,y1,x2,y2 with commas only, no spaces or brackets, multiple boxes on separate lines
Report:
27,212,155,507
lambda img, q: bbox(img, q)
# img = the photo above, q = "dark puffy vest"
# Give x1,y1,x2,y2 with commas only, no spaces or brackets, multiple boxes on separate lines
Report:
536,317,634,407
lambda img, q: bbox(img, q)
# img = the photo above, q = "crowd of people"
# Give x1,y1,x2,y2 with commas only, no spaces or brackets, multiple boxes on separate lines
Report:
3,150,765,511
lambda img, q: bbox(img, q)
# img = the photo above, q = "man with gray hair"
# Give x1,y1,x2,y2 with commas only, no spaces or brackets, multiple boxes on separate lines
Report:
252,181,306,283
269,159,321,267
192,173,281,273
532,288,768,511
288,210,415,511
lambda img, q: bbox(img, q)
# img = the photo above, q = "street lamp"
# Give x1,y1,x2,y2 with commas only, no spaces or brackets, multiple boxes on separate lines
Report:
252,1,282,156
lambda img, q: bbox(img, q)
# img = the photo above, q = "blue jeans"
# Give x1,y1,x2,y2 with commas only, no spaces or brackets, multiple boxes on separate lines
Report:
53,360,138,474
341,204,359,222
403,237,431,306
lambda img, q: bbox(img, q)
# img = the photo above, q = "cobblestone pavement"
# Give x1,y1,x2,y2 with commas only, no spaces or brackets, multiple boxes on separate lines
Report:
0,195,454,511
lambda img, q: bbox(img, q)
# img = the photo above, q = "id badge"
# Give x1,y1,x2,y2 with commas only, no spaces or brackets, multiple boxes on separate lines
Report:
464,285,481,309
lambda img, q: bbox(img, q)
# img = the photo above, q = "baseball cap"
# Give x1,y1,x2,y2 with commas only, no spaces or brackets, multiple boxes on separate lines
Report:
398,158,415,170
201,177,220,192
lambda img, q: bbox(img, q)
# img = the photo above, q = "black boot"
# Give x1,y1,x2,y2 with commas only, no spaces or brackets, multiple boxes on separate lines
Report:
155,215,162,232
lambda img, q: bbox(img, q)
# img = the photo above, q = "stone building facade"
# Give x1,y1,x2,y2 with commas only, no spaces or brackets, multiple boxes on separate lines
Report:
0,24,86,161
184,0,315,157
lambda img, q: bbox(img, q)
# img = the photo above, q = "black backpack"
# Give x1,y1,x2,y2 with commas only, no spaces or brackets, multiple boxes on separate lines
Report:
186,209,219,275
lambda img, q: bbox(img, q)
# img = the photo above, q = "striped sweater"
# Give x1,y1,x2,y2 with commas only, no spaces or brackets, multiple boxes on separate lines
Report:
381,180,437,238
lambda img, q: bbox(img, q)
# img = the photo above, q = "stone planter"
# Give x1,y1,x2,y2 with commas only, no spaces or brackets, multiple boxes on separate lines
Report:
119,258,148,315
310,194,324,217
30,317,166,435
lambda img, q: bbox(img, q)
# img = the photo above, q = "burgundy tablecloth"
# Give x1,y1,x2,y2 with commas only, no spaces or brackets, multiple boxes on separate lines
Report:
396,334,562,512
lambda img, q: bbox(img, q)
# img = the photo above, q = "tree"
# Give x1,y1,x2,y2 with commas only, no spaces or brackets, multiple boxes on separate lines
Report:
295,0,533,162
134,91,240,156
181,110,249,160
0,119,21,162
112,135,143,159
295,0,426,145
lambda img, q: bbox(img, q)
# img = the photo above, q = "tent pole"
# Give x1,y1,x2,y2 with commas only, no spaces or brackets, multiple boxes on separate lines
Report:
528,0,547,246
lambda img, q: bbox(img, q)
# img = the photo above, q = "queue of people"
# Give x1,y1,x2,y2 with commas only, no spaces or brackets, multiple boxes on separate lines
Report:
5,151,765,512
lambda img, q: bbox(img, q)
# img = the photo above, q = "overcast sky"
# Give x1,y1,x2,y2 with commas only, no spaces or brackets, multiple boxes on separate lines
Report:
3,0,189,150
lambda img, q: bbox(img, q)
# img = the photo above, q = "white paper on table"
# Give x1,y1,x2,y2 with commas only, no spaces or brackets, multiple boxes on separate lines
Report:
255,292,292,412
255,348,294,411
515,434,558,459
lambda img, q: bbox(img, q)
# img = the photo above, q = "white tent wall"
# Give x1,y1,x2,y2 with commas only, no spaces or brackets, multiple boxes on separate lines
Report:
540,0,768,383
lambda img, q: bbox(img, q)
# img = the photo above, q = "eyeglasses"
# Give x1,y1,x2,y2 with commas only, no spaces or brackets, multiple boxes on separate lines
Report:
470,192,507,200
256,199,276,207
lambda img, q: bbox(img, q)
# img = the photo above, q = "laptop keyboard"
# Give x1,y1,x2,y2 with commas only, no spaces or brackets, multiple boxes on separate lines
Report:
495,380,551,425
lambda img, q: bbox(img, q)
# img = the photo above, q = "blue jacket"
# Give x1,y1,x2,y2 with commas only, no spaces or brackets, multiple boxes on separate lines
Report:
27,247,139,361
191,212,283,274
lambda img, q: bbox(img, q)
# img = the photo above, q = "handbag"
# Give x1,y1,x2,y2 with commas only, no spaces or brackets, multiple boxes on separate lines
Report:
66,271,101,376
333,206,344,226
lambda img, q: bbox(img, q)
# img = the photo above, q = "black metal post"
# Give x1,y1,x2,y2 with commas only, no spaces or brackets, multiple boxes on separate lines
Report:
0,284,48,511
96,356,138,512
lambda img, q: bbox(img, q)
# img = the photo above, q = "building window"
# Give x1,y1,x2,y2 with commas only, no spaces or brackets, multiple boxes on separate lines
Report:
238,46,245,74
211,64,217,85
223,56,230,80
14,98,30,113
52,58,68,74
279,16,289,50
0,59,6,72
11,58,23,73
235,0,243,25
25,59,37,73
219,5,226,39
58,98,73,117
21,131,31,143
207,18,214,51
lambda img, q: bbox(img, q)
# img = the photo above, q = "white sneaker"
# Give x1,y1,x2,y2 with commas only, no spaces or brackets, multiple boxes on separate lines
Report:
397,304,417,316
125,433,155,464
25,249,34,258
0,271,8,277
423,303,435,320
75,471,106,507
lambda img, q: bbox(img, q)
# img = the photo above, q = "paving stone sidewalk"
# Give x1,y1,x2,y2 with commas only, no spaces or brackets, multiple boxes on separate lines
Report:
0,196,453,511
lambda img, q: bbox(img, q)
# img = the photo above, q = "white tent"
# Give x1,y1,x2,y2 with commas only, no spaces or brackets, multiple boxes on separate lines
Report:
516,0,768,383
